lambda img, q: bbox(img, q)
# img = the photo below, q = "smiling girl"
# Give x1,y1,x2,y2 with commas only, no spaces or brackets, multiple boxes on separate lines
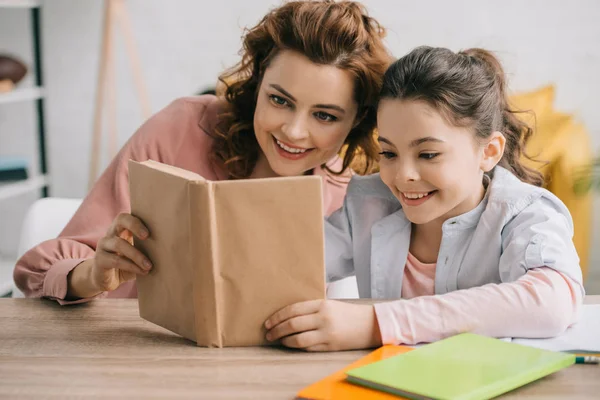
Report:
265,46,584,351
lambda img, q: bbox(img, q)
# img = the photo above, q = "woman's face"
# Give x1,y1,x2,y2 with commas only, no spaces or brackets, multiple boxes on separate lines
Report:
253,50,358,177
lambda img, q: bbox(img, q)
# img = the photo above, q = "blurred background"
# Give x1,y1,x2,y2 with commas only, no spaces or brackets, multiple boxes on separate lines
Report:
1,0,599,296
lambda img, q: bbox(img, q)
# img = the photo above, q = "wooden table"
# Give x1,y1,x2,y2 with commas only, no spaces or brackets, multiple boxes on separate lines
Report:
1,297,598,399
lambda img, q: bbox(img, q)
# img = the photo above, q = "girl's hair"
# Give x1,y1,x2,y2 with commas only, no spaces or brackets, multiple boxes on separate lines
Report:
379,46,544,186
212,0,391,179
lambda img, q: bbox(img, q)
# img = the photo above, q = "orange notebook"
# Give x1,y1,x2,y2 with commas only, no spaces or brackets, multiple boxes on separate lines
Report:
297,345,414,400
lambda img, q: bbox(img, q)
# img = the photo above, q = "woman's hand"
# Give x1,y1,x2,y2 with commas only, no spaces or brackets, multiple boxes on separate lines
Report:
67,213,152,298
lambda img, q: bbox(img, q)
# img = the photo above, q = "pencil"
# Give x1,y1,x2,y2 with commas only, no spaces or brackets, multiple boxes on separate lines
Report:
575,356,599,365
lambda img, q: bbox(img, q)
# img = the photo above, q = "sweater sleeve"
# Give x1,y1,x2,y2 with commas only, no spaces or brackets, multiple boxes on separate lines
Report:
373,267,582,345
13,98,207,304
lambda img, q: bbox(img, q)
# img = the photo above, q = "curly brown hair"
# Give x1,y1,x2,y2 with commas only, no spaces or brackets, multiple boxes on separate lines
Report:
211,0,391,179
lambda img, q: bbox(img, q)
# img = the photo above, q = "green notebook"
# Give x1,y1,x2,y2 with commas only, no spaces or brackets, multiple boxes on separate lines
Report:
346,333,575,400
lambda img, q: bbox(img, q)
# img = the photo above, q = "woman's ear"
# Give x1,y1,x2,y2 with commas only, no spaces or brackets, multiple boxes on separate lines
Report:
480,131,506,172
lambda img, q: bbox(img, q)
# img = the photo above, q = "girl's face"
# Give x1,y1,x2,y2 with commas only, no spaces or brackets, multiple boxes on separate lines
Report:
377,99,495,226
252,50,358,178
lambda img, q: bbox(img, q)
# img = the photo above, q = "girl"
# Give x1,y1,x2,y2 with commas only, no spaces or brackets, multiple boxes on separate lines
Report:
14,1,391,303
265,46,584,352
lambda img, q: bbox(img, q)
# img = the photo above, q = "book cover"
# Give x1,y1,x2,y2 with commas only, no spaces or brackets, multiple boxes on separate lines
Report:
129,160,326,347
346,333,575,400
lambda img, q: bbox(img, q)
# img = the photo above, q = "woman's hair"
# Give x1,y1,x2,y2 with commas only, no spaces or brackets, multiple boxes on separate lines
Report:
379,46,544,186
212,0,391,179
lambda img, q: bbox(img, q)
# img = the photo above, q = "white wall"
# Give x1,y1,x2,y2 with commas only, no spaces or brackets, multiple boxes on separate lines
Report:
1,0,599,288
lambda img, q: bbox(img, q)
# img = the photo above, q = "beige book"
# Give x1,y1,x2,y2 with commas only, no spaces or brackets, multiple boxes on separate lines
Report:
128,160,325,347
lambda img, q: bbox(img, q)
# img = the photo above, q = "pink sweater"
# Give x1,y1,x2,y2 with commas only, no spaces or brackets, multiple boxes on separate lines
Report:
13,96,349,304
375,253,582,345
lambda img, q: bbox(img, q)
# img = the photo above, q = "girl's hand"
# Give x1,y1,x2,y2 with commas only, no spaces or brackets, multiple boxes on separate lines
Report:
264,300,382,352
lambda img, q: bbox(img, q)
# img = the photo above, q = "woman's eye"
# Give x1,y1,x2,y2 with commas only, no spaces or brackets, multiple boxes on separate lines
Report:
420,152,439,160
378,151,396,160
315,111,337,122
269,95,289,106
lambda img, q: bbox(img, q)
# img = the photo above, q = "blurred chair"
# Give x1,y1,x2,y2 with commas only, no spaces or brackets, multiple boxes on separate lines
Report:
12,198,82,298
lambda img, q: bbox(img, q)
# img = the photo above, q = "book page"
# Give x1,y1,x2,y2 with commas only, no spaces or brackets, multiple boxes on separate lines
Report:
512,304,600,353
137,159,206,182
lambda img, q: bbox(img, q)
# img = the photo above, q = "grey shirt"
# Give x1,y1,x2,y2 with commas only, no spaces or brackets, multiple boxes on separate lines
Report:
325,166,585,299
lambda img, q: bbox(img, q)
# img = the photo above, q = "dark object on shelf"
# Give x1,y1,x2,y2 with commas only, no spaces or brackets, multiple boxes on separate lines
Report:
0,54,28,85
196,86,216,96
0,157,28,182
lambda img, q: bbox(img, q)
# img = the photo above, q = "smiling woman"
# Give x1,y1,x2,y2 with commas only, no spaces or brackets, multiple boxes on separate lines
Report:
214,1,391,179
250,50,359,178
14,1,392,303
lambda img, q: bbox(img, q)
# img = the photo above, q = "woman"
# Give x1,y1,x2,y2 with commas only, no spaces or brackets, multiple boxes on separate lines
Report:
14,1,391,303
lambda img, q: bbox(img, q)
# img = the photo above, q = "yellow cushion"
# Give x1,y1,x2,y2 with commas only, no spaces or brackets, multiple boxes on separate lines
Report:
520,111,573,175
509,85,556,128
545,121,592,278
512,84,592,279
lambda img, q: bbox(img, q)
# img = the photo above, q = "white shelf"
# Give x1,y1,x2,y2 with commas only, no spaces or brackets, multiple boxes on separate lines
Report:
0,255,15,297
0,174,47,201
0,87,44,105
0,0,40,8
0,0,44,299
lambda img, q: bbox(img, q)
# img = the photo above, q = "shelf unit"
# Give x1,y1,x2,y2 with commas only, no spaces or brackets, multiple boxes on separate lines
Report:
0,86,44,104
0,0,48,296
0,0,39,8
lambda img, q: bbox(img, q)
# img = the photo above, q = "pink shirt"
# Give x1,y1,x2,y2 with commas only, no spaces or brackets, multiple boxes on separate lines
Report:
375,253,582,345
14,96,349,304
401,252,436,299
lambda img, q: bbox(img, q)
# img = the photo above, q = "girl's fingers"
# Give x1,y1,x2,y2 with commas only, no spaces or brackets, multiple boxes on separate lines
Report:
280,330,324,350
265,300,322,330
304,344,331,352
266,314,319,341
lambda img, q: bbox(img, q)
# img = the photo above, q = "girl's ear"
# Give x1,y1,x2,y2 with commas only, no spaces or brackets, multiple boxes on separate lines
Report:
480,131,506,172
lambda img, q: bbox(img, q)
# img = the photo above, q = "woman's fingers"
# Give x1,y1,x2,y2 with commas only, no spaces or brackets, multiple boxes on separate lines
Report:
96,251,148,276
97,236,151,274
109,213,150,240
104,236,151,270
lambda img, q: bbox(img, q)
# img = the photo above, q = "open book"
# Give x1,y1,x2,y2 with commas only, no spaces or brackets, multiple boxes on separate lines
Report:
512,304,600,354
408,304,600,353
128,160,326,347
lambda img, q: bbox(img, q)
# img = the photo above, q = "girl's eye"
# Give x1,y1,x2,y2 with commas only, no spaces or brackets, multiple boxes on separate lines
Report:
378,151,396,160
269,95,289,107
315,111,337,122
420,152,439,160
